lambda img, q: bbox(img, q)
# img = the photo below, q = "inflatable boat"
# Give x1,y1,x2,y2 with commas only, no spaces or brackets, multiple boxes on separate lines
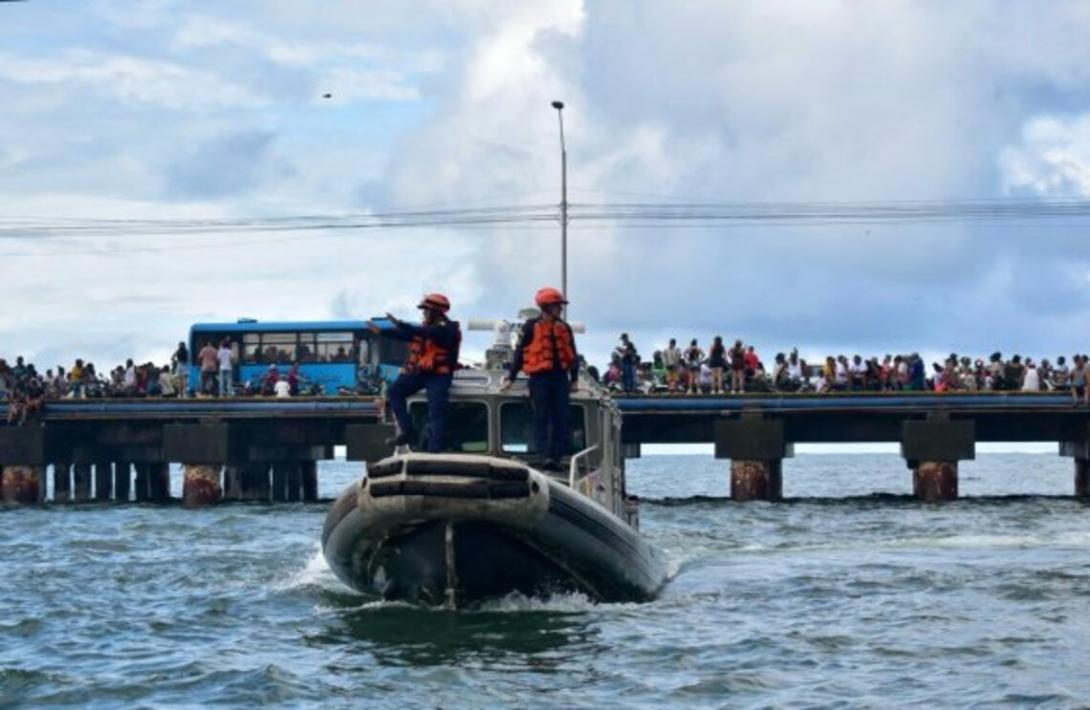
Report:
322,367,667,607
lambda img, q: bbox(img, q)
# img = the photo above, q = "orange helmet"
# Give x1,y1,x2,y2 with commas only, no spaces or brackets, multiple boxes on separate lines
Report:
417,293,451,312
534,287,568,308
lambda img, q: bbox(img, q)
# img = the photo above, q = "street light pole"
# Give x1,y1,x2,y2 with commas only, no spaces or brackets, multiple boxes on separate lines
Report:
551,100,567,312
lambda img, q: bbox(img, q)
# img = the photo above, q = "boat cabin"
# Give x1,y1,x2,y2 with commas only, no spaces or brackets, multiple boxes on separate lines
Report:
403,369,638,526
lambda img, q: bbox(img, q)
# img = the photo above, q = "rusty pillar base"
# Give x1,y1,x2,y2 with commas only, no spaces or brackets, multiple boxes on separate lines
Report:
914,461,958,502
2,466,43,504
53,462,71,503
302,461,318,502
1075,459,1089,498
730,459,783,501
182,464,222,507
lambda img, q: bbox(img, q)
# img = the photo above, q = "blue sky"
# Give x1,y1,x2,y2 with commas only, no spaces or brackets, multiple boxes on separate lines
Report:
3,1,1090,371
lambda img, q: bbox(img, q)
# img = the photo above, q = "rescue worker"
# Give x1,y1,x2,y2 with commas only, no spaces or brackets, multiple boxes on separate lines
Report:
502,287,579,470
378,293,462,452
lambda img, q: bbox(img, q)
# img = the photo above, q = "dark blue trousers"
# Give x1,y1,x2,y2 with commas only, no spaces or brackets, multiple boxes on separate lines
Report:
388,373,452,453
621,361,636,392
529,371,571,460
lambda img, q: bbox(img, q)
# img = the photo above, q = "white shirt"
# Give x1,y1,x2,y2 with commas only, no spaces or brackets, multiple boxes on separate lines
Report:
662,346,682,368
1022,367,1040,391
274,380,291,398
123,366,136,387
217,347,233,371
788,361,802,379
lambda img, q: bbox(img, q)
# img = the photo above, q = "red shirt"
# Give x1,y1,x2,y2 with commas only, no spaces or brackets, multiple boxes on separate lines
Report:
744,351,759,370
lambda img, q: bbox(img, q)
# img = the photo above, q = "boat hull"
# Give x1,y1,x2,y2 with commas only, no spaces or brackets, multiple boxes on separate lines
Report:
321,453,666,605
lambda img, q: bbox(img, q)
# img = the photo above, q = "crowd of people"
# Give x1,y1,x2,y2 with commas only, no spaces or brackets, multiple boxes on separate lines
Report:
5,335,1090,424
0,340,317,422
597,336,1090,405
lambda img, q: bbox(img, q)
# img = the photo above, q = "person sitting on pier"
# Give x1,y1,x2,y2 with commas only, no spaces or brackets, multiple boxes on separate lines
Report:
1048,356,1069,391
379,293,462,452
1022,358,1041,392
503,287,579,470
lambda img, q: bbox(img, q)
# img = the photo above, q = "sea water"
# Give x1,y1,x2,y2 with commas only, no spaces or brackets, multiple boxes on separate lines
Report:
2,453,1088,707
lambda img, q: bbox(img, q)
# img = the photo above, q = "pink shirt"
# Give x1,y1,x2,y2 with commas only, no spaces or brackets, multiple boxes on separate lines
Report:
198,346,218,372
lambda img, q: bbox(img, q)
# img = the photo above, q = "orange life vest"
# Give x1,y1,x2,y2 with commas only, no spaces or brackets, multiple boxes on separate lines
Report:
406,322,460,375
523,318,576,375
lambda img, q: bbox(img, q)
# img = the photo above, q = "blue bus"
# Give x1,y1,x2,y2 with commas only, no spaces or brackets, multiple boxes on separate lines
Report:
187,319,407,395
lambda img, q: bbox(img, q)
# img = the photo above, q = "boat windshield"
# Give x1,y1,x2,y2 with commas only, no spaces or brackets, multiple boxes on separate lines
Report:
408,401,489,453
499,402,587,454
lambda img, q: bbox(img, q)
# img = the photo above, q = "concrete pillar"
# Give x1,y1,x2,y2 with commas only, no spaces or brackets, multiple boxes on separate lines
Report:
271,462,289,502
715,417,792,502
73,463,92,502
114,462,131,502
133,463,150,502
286,462,303,502
53,462,71,503
223,464,244,500
730,460,783,501
901,418,974,502
1075,459,1089,498
243,462,270,501
914,461,958,502
182,463,221,507
149,463,171,502
302,460,319,502
1,465,43,504
94,461,113,501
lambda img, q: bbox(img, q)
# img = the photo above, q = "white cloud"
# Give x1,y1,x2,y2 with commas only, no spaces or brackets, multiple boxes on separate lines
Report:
0,49,264,109
1000,114,1090,197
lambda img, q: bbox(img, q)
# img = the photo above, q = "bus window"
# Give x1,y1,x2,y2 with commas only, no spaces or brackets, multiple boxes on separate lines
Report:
500,402,586,454
357,338,371,366
243,333,262,363
409,401,489,453
261,333,297,363
316,332,354,363
298,333,317,363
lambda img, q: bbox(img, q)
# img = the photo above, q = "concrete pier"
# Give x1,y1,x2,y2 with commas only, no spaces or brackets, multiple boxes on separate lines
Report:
913,461,959,502
901,418,974,502
94,461,112,502
151,463,171,501
1075,459,1089,498
73,463,92,502
53,461,71,503
302,461,319,502
114,462,131,502
134,463,150,502
730,460,783,501
715,417,791,501
182,464,221,507
2,465,42,504
242,462,270,501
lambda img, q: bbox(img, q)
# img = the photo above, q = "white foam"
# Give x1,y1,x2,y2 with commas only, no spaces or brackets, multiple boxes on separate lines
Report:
272,544,343,592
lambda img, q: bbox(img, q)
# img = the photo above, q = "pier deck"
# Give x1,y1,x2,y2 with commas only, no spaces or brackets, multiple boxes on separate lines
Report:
1,392,1089,503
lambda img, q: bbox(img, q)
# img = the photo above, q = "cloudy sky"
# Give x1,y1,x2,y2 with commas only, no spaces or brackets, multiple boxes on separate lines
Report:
3,0,1090,370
